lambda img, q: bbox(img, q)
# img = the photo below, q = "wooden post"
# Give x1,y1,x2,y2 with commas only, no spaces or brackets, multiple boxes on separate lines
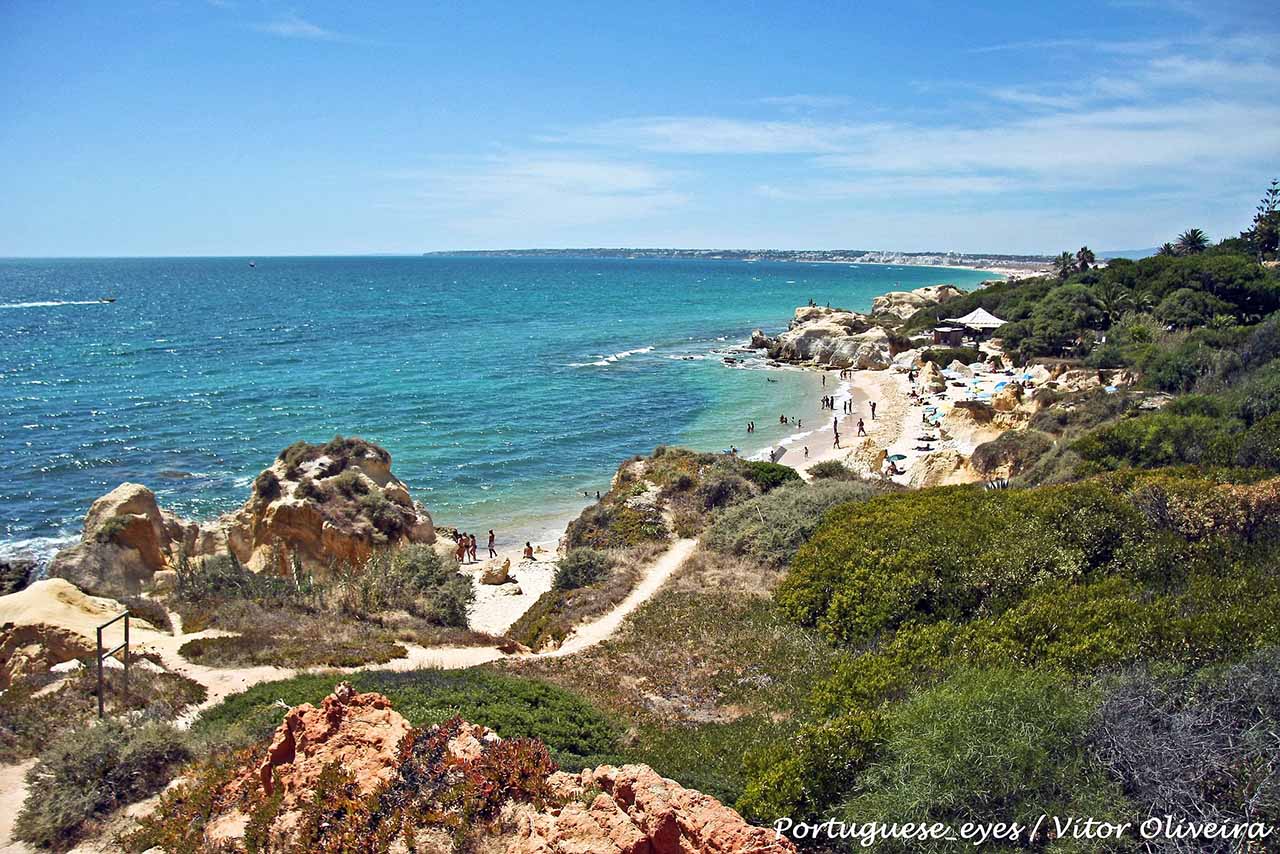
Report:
122,614,130,704
96,624,105,720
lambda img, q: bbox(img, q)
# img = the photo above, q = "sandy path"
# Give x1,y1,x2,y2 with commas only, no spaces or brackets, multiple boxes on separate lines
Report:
0,760,35,853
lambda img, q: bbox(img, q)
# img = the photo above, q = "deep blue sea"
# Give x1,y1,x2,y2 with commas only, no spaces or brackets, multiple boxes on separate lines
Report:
0,256,995,563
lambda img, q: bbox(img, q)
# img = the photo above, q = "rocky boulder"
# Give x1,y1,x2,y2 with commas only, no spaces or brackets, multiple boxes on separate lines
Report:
749,328,771,349
906,449,980,489
770,323,894,369
0,558,35,595
49,437,436,592
918,360,947,393
871,284,965,319
0,622,95,689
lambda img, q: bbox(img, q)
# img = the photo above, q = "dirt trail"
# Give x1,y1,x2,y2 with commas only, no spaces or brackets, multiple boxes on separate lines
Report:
0,536,698,852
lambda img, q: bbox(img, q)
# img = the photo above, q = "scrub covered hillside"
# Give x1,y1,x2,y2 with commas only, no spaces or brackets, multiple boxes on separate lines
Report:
730,185,1280,851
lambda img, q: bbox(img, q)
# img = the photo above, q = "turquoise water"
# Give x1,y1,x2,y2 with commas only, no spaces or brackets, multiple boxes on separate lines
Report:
0,256,995,562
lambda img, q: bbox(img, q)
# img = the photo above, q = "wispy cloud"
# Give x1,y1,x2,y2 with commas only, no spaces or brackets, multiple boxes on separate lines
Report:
564,117,886,155
253,14,346,42
383,155,691,233
758,94,852,110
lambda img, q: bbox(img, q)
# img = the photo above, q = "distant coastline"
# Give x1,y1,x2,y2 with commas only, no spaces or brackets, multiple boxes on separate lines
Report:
422,247,1053,277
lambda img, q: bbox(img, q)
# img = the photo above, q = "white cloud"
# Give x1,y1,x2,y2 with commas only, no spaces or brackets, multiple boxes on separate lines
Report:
758,94,852,110
254,14,345,41
565,116,886,155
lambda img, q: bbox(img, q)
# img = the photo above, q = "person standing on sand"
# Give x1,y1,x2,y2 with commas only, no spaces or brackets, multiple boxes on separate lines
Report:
857,418,867,437
804,446,809,459
488,529,496,558
468,533,478,563
870,401,877,420
456,534,468,563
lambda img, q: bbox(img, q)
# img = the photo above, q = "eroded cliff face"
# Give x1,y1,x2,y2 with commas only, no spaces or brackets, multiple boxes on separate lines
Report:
164,683,796,854
48,437,434,594
870,283,967,319
757,307,898,369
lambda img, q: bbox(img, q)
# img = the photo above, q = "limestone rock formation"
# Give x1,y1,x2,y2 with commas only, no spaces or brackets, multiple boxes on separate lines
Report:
48,437,435,593
906,449,980,489
0,622,95,689
871,283,966,319
918,360,947,393
482,557,514,585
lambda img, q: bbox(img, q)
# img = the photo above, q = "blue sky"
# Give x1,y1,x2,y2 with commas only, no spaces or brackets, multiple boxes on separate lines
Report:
1,1,1277,256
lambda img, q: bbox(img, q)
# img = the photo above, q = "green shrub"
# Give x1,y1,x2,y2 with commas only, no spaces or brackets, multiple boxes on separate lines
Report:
740,461,801,492
920,346,981,366
705,480,889,569
194,669,620,767
1073,412,1240,470
14,720,190,850
252,469,281,503
179,633,407,668
1236,412,1280,470
553,548,615,590
839,668,1129,850
806,460,858,480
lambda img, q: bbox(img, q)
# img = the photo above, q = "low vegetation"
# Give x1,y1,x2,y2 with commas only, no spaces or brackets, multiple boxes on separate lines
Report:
0,663,205,764
169,544,483,667
193,668,621,769
14,719,191,851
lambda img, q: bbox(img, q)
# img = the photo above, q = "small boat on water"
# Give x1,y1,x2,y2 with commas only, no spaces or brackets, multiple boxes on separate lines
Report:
248,260,256,268
98,297,116,303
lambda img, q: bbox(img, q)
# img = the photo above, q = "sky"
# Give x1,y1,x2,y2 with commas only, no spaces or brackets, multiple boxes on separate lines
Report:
1,1,1278,256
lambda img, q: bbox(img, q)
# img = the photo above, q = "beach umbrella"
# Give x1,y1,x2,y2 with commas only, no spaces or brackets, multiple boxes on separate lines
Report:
887,454,908,461
994,381,1008,390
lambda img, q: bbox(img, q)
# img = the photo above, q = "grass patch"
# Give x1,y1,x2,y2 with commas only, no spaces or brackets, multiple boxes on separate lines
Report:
179,632,406,668
193,668,621,770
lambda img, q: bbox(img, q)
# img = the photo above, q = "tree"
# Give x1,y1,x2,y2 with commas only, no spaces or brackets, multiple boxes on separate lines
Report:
1091,280,1133,325
1076,246,1096,272
1248,178,1280,262
1176,228,1209,255
1157,242,1178,257
1054,251,1077,281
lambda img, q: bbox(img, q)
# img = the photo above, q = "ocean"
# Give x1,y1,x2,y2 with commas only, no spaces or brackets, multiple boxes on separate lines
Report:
0,256,995,564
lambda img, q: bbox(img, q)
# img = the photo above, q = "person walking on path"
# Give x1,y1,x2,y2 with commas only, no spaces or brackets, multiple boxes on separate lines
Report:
870,401,878,420
487,529,497,558
857,418,867,437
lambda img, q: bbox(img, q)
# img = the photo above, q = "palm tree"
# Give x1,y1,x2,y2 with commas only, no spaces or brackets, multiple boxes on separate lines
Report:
1176,228,1209,255
1092,281,1133,324
1076,246,1096,272
1157,242,1178,257
1054,251,1077,281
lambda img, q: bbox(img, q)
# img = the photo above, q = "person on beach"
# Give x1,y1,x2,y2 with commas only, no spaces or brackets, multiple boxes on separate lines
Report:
523,542,534,560
857,418,867,437
804,446,809,459
488,529,497,558
468,533,478,563
456,534,468,563
870,401,877,420
596,490,601,500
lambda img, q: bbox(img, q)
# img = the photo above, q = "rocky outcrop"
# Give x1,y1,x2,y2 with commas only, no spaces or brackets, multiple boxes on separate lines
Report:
185,684,792,853
906,449,980,489
871,284,966,319
918,360,947,393
511,764,796,854
482,557,514,585
0,559,35,595
0,622,95,689
48,438,435,592
252,682,412,804
764,308,896,369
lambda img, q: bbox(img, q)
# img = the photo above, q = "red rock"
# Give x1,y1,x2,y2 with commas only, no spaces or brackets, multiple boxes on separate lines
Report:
253,681,411,806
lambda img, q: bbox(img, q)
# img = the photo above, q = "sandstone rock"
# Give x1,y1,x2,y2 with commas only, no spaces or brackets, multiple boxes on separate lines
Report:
770,323,892,369
906,449,980,489
151,569,178,593
846,438,887,477
918,360,947,393
0,622,95,689
749,328,770,349
992,383,1023,412
892,348,923,370
253,681,411,804
512,764,798,854
49,438,437,592
0,559,35,596
482,558,513,585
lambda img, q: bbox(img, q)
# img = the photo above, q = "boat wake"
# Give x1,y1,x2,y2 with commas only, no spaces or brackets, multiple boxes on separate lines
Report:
0,300,112,309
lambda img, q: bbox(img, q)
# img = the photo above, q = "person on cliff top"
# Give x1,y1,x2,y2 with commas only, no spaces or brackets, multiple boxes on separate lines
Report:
488,529,497,559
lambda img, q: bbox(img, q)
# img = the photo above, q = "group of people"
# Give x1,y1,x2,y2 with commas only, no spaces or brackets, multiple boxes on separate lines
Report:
455,530,497,563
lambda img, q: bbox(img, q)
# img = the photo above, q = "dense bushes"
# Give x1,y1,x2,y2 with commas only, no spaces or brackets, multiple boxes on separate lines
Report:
739,460,800,492
920,346,981,366
552,547,614,590
1089,649,1280,844
15,720,190,850
746,469,1280,824
839,669,1128,851
806,460,858,480
705,480,891,570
